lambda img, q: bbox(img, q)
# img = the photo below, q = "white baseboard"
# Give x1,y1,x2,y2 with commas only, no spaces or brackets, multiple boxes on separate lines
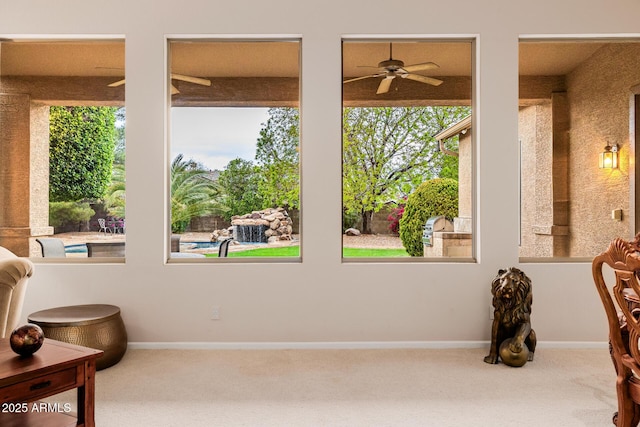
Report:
127,340,608,350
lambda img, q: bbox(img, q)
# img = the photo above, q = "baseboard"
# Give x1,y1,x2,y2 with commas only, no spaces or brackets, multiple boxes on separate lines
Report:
127,340,608,350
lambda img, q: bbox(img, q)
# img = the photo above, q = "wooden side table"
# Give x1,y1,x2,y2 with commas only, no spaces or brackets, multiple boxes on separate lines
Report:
0,338,103,427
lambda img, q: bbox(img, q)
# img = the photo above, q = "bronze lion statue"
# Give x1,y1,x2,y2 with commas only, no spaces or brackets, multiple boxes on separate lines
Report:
484,267,536,365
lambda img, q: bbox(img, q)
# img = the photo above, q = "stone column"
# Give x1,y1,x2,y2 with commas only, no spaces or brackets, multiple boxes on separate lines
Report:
550,91,570,257
454,129,473,233
0,94,53,256
29,103,54,256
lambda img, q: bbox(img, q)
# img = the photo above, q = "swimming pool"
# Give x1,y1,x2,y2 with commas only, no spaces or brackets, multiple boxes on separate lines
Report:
180,241,220,250
65,244,88,254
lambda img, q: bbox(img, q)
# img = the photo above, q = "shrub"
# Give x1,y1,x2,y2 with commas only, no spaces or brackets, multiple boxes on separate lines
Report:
49,201,96,232
399,178,458,257
387,205,405,234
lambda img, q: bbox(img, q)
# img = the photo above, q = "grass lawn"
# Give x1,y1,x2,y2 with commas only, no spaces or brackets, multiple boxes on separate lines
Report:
205,246,300,258
204,246,409,257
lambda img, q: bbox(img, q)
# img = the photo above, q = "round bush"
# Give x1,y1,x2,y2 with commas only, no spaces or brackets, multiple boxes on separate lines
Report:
399,178,458,257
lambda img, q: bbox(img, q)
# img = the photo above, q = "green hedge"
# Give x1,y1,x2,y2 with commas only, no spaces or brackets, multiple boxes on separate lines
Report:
399,178,458,257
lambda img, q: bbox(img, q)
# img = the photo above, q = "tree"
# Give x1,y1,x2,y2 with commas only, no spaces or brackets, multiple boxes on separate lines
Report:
171,154,227,233
342,106,469,234
49,106,117,202
103,107,126,218
49,201,95,232
218,158,263,220
255,108,299,209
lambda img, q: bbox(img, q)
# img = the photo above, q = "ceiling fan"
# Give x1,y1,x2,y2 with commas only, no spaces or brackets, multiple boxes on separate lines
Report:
343,44,443,94
101,68,212,94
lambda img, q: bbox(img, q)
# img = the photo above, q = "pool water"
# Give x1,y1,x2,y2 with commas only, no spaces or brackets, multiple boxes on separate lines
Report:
65,244,88,254
180,241,219,250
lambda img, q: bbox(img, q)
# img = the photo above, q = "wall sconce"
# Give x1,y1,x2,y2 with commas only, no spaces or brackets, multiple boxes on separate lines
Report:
599,143,618,169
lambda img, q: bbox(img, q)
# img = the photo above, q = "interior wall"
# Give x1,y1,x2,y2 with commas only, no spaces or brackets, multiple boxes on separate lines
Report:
2,0,639,346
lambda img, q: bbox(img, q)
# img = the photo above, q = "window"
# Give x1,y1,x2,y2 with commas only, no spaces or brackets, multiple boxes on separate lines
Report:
0,39,126,259
518,38,640,260
342,39,473,260
168,39,301,260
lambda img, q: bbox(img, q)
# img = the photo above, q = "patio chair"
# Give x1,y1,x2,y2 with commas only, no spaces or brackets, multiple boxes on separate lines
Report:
86,242,125,258
35,238,67,258
218,238,232,258
98,218,112,234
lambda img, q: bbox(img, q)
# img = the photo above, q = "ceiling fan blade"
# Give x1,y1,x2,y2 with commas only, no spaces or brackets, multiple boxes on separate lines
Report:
403,73,443,86
376,76,395,94
171,73,211,86
343,75,378,84
402,62,439,73
108,79,126,88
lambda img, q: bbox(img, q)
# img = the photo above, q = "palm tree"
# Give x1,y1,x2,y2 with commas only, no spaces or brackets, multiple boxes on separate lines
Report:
171,154,227,233
103,163,126,219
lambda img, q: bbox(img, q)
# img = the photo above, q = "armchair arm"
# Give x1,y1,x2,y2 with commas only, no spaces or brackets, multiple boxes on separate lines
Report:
0,249,34,338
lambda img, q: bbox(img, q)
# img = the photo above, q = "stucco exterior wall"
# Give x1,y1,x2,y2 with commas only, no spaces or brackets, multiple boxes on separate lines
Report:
519,103,554,258
566,43,640,257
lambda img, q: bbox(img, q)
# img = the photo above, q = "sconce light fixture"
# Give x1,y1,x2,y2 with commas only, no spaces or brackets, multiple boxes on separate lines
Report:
599,143,618,169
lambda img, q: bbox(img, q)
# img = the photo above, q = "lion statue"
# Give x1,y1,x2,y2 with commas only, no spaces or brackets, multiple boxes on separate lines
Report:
484,267,536,366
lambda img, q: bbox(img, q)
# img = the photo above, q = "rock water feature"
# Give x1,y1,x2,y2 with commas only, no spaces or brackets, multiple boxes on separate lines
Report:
235,224,269,243
211,208,293,243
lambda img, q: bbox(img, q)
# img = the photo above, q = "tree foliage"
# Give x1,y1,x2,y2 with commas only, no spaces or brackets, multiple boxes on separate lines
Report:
103,107,126,218
49,106,117,202
49,201,95,231
342,106,469,234
255,107,299,209
171,154,227,233
218,158,263,220
399,178,459,257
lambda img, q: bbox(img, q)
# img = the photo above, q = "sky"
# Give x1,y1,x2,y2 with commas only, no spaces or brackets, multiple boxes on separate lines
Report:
170,107,270,171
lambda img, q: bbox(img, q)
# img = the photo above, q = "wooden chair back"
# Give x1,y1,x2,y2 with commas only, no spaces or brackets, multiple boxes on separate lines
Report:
593,236,640,426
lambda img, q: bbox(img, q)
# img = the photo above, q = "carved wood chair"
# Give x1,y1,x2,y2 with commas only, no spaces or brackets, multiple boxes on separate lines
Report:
593,236,640,426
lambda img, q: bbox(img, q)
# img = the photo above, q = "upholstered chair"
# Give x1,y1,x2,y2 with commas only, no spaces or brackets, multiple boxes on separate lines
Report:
0,246,34,338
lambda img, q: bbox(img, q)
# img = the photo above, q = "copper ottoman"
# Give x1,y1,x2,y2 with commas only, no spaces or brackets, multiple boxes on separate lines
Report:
28,304,127,370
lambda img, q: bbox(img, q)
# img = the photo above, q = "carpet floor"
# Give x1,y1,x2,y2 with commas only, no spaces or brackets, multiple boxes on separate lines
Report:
47,347,617,426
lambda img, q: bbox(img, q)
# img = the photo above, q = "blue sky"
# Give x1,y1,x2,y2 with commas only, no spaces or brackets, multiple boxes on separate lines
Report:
170,107,270,171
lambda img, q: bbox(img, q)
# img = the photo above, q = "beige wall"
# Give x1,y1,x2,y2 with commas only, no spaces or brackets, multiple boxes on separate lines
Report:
566,43,640,257
2,0,639,346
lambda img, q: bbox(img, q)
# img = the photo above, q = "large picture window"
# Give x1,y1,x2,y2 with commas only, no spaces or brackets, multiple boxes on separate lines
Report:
0,39,126,259
168,39,301,260
518,38,640,260
342,39,473,260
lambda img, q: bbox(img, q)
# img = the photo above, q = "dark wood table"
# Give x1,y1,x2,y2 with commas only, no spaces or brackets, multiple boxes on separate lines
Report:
0,338,103,427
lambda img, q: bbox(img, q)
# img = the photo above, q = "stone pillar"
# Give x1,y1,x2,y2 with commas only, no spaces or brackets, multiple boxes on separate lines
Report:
454,129,473,233
0,94,53,256
29,103,54,256
550,91,570,256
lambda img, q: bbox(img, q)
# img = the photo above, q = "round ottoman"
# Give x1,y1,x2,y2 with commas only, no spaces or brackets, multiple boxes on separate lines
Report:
28,304,127,370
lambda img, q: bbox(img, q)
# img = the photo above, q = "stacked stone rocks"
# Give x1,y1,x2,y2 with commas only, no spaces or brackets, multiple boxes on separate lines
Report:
211,208,293,243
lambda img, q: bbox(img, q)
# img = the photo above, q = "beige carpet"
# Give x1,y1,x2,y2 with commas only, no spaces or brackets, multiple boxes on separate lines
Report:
48,347,617,426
